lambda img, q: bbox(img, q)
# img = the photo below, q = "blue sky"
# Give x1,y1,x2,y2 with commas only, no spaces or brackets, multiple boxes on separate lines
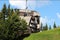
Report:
0,0,60,27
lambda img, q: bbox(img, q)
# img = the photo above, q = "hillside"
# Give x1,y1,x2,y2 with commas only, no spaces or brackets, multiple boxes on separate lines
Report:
24,28,60,40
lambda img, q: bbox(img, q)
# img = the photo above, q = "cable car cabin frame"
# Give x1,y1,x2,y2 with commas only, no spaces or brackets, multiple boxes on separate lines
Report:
18,9,40,33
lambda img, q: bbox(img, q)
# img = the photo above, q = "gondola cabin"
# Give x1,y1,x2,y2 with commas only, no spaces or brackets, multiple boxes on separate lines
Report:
18,9,40,32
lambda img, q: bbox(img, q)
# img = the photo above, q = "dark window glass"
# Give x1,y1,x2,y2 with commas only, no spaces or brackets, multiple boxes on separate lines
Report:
24,13,27,16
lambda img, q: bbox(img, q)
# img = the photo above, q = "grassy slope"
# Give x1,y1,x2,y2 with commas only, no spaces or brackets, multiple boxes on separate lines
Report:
24,28,60,40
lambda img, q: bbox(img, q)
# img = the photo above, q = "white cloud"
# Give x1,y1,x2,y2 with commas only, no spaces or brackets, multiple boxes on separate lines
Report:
40,16,48,24
9,0,51,9
40,16,54,25
27,0,36,10
28,0,51,10
57,13,60,19
9,0,26,9
37,0,50,8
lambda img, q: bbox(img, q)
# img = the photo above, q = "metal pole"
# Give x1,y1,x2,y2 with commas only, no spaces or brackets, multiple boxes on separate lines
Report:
26,0,28,9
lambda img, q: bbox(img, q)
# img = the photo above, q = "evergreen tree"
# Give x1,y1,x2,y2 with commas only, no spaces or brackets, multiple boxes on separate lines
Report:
0,12,2,20
49,25,51,30
43,23,48,30
40,23,43,31
0,4,27,40
1,4,7,21
15,9,19,15
53,22,56,28
8,4,10,16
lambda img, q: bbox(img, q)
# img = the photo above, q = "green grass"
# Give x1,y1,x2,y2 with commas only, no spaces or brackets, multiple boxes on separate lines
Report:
24,28,60,40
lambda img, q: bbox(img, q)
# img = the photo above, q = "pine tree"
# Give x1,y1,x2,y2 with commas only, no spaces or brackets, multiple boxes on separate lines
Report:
0,12,2,20
0,4,27,40
45,23,48,30
40,23,43,31
8,4,10,16
1,4,7,21
43,23,48,30
53,22,56,28
15,9,19,15
49,25,51,30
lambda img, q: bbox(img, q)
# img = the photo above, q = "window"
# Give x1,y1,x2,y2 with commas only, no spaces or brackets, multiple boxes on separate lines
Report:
35,16,40,24
24,13,27,17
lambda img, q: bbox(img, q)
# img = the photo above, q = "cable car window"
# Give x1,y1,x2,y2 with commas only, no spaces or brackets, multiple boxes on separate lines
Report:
24,12,27,17
34,16,40,24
